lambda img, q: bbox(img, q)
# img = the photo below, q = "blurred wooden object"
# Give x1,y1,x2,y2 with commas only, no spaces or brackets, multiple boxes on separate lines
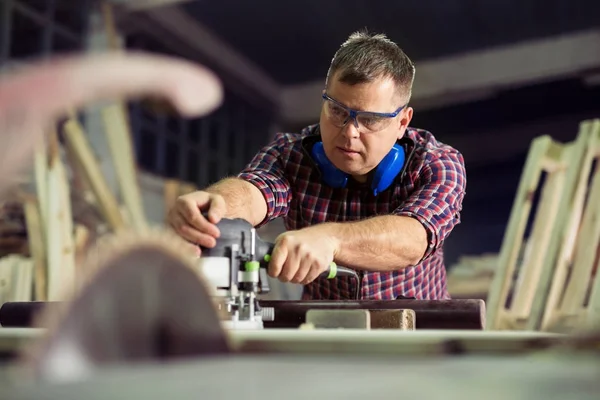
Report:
43,128,76,301
101,104,148,232
486,135,575,330
62,118,126,232
447,254,496,298
22,197,46,301
100,2,148,233
0,255,33,305
486,118,600,333
536,119,600,332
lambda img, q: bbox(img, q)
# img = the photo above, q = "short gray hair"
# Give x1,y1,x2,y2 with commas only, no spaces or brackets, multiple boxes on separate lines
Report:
326,30,415,103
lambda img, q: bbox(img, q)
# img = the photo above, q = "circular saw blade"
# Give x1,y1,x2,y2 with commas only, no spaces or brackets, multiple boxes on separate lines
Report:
18,229,231,383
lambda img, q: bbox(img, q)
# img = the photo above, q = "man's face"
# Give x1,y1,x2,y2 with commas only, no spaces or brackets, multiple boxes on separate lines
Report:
319,72,413,182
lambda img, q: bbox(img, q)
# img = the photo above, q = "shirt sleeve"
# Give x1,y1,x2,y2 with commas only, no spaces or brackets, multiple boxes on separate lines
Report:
237,133,292,227
392,149,466,261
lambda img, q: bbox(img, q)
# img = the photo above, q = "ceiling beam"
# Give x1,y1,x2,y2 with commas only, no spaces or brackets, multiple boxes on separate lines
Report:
281,28,600,124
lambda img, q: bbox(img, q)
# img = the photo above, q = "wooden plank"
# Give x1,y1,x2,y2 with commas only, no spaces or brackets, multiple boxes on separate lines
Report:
33,145,48,236
23,197,46,301
486,135,555,330
585,238,600,328
61,118,126,232
12,256,33,302
0,255,33,303
0,327,564,356
101,103,148,232
534,123,596,330
561,121,600,330
44,128,76,301
560,121,600,314
509,142,570,319
100,1,148,233
0,256,15,305
533,119,600,332
369,309,416,330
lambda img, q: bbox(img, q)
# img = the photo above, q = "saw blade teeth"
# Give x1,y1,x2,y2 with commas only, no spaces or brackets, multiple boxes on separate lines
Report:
18,227,224,379
77,230,198,293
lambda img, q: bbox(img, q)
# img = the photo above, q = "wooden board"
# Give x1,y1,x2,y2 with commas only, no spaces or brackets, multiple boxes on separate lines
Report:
0,327,564,357
62,118,126,232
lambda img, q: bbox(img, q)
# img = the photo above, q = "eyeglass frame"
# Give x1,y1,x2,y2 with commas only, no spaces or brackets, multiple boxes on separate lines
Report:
321,92,407,131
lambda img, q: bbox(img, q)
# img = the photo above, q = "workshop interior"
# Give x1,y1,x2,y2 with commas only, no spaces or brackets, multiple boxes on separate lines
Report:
1,0,600,398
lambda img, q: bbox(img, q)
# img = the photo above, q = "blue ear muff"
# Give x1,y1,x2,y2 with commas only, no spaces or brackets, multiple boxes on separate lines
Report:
311,141,406,196
311,142,349,188
371,144,405,196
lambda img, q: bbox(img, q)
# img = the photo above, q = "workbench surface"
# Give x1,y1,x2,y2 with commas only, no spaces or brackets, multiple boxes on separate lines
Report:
0,327,565,356
1,352,599,399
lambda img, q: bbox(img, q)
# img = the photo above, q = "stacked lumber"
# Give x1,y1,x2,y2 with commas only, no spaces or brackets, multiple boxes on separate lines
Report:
447,241,534,299
447,253,498,298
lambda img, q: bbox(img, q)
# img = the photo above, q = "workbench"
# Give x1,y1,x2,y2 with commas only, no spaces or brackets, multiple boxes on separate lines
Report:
2,326,598,399
0,326,565,357
1,340,598,399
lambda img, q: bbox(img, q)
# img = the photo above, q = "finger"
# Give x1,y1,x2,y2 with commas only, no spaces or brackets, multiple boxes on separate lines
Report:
167,233,202,258
291,255,312,284
303,261,330,285
169,213,216,248
184,243,201,258
180,225,217,248
268,242,287,278
279,250,300,283
207,195,227,224
176,198,220,238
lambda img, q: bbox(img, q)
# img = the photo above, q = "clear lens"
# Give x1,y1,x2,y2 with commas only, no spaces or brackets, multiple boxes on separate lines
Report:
323,99,394,133
324,99,349,126
356,113,391,132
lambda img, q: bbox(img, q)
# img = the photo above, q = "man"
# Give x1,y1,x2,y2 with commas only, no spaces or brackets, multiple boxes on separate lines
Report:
168,31,467,300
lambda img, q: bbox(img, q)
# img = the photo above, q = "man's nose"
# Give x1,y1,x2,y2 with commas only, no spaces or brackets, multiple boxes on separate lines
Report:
341,118,360,139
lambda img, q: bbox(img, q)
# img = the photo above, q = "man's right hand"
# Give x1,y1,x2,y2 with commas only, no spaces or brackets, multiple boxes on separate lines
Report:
167,191,227,249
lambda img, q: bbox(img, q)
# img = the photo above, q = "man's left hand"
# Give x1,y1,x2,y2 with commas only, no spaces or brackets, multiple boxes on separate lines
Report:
268,227,339,285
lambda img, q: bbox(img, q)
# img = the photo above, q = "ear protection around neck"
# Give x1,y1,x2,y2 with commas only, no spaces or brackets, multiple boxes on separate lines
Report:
310,137,412,196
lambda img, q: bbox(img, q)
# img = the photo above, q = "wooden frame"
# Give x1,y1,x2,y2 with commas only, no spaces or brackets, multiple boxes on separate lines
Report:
487,119,600,332
486,134,576,330
535,119,600,332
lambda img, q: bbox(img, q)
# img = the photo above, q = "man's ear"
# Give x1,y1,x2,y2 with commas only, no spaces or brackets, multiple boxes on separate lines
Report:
397,107,413,139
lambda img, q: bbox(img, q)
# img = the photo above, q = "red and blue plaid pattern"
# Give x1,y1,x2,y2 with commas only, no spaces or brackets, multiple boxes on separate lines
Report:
238,124,466,300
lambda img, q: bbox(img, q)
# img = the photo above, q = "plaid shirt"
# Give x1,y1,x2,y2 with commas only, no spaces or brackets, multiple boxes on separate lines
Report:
238,124,466,300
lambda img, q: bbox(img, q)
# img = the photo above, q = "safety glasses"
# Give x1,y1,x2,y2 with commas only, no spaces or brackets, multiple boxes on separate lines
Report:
322,92,406,133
